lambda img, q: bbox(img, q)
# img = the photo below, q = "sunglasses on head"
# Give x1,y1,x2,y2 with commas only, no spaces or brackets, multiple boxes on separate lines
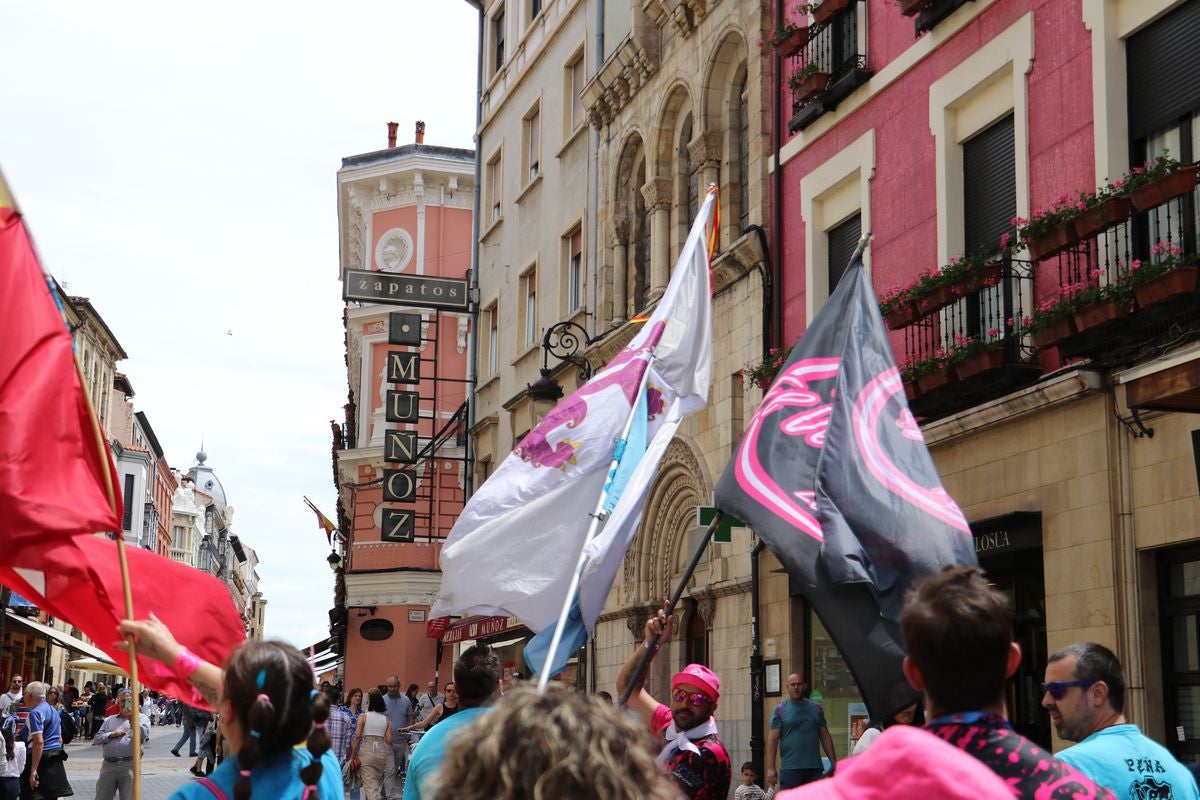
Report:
671,689,712,707
1040,680,1096,700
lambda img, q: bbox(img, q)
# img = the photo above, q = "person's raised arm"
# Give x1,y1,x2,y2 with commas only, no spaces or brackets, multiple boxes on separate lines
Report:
615,607,673,729
402,704,442,732
115,613,223,708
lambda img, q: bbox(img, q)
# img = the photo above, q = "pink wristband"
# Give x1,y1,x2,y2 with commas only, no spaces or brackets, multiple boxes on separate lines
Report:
173,648,203,678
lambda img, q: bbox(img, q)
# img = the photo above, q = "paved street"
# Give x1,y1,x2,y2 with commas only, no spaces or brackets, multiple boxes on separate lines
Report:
62,720,197,799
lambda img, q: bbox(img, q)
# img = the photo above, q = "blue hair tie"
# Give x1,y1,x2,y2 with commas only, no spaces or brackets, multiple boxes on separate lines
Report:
255,670,266,690
309,689,319,702
249,730,262,739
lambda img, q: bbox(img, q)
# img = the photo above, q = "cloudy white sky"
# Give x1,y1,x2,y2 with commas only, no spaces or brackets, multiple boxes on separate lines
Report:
2,1,478,649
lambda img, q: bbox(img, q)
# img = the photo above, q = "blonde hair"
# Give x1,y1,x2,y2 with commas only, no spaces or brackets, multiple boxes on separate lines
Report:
431,686,681,800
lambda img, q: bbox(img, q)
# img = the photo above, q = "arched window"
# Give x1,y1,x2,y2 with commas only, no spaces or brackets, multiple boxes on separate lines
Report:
735,69,750,232
681,114,698,230
634,156,650,310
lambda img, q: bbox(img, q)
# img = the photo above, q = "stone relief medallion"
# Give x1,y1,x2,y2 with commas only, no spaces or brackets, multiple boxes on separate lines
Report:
375,228,414,273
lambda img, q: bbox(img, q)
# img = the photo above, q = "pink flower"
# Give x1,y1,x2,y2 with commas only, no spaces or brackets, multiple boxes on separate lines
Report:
1089,269,1101,279
1132,166,1145,175
986,327,1001,338
999,232,1012,248
1021,316,1033,327
1131,259,1142,270
1113,178,1126,188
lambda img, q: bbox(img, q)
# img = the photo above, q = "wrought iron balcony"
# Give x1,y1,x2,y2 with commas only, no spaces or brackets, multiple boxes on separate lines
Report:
1029,175,1200,370
898,254,1042,422
787,0,873,133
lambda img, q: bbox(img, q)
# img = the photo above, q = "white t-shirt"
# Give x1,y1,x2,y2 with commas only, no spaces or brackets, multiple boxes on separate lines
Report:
1,740,26,779
0,691,21,715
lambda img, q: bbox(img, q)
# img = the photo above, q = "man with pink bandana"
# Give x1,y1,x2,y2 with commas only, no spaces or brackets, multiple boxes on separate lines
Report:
617,609,731,800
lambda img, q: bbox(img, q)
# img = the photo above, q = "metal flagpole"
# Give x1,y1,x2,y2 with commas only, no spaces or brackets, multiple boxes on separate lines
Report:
617,509,724,708
536,353,659,692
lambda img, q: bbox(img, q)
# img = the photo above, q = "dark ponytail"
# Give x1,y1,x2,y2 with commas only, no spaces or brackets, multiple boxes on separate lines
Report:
299,696,331,796
222,640,326,800
233,692,277,800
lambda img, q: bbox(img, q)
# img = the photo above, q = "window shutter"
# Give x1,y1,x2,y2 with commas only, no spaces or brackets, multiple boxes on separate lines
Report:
827,212,862,292
1127,0,1200,141
963,115,1016,256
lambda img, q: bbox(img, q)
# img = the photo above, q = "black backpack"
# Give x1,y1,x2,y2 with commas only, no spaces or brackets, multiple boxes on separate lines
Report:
58,708,77,745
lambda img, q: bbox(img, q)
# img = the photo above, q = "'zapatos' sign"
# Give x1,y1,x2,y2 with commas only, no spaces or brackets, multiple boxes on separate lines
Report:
342,269,469,310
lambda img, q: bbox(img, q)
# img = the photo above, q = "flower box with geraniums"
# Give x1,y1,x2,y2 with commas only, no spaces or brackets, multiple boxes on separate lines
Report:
946,330,1011,381
789,62,829,104
1013,195,1081,261
763,21,808,58
905,249,1006,316
741,345,793,391
1068,271,1132,334
1070,186,1133,241
1024,289,1080,349
878,285,918,330
809,0,852,25
1122,153,1200,212
901,350,953,395
1126,242,1200,308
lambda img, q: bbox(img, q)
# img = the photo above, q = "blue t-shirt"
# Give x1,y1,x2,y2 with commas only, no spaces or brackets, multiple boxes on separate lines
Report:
169,747,342,800
27,700,62,751
1058,724,1200,800
403,706,488,800
769,698,826,770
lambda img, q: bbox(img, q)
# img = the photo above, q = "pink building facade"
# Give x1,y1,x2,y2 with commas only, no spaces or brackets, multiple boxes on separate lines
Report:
775,0,1200,758
333,125,475,692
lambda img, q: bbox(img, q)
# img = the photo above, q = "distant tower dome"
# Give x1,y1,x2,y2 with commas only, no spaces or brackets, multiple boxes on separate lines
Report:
196,450,207,465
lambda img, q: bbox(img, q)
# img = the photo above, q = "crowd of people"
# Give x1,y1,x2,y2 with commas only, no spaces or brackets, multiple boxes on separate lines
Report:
3,566,1199,799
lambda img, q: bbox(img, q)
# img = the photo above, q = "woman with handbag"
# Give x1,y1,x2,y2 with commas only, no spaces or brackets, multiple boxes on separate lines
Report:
348,689,392,800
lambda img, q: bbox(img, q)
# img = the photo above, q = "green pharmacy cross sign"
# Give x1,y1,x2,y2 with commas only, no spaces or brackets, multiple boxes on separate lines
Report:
697,506,743,544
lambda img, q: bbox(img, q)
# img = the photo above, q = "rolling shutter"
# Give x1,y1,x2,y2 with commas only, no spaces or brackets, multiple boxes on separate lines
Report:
963,115,1016,256
828,212,862,292
1127,0,1200,141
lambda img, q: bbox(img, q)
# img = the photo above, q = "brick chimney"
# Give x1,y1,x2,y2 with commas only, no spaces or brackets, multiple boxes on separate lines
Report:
387,122,399,148
415,120,426,145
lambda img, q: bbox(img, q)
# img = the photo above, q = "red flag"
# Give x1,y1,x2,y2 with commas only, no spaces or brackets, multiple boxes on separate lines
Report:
0,534,245,710
0,210,123,539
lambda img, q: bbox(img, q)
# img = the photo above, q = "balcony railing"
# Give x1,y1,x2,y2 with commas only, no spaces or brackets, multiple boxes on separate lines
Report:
899,254,1042,421
787,1,873,133
1032,178,1200,368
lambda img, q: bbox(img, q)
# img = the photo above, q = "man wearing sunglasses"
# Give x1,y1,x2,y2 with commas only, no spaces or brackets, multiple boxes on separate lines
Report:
901,566,1115,799
1043,643,1198,800
617,609,731,800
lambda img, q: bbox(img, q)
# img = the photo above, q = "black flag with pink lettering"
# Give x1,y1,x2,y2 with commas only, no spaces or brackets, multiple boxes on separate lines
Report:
713,256,977,718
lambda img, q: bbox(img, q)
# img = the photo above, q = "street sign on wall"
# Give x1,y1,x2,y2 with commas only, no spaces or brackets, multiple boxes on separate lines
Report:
343,269,469,310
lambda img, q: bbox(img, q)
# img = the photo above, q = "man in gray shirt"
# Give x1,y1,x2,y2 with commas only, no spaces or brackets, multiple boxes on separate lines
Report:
382,674,413,800
91,696,150,800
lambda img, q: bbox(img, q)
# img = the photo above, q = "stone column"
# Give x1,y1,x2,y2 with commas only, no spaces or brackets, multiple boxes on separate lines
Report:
611,216,630,324
641,177,673,299
688,131,723,228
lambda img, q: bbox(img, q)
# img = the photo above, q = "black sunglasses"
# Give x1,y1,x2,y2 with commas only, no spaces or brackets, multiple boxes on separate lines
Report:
1040,680,1096,700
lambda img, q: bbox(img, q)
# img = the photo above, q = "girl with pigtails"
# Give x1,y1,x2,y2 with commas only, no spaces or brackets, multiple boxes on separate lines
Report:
117,613,343,799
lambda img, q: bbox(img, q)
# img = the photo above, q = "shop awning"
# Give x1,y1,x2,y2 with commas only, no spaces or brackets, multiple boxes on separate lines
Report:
4,610,112,662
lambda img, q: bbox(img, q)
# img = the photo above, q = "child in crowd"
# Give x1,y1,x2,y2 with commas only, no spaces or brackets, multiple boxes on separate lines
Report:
735,762,768,800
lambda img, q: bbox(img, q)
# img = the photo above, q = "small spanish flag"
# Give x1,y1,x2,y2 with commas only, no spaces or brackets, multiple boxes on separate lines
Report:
303,496,337,544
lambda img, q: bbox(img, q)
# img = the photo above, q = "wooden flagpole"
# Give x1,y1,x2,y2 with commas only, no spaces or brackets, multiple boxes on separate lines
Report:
74,355,142,800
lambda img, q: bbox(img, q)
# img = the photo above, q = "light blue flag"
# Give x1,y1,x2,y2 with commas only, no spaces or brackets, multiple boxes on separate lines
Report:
525,389,650,678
